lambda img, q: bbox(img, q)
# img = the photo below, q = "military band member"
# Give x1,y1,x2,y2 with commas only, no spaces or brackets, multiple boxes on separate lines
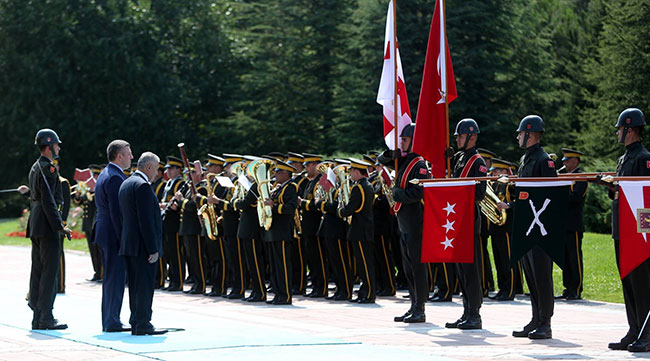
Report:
75,164,102,282
264,160,299,305
338,159,376,303
477,148,496,295
385,124,429,323
607,108,650,352
287,152,308,295
298,153,328,298
499,115,557,339
151,161,166,289
160,156,186,291
556,148,587,300
369,157,396,297
53,159,70,294
27,129,70,330
443,119,486,330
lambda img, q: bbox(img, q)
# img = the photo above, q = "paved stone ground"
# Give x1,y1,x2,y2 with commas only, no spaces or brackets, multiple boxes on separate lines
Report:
0,245,648,361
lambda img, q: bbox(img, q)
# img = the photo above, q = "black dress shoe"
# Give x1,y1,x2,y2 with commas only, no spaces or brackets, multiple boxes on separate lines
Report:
325,293,339,300
495,293,514,301
307,292,325,298
429,295,452,302
132,328,168,336
166,286,183,292
35,320,68,330
270,299,292,305
528,325,552,339
104,326,131,332
565,294,581,301
376,290,395,297
628,338,650,352
404,308,426,323
445,318,465,329
227,293,244,300
246,296,266,302
189,289,205,295
332,294,351,301
394,309,412,322
357,298,375,304
183,289,193,294
206,290,221,297
608,334,636,350
458,317,482,330
513,320,539,337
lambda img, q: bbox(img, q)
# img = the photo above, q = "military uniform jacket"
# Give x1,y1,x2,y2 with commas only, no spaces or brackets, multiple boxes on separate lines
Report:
152,177,166,201
179,181,208,236
60,176,71,225
75,192,97,234
27,156,64,238
235,180,262,240
315,188,347,239
219,176,241,237
162,176,185,233
299,174,323,237
369,173,393,236
452,147,487,220
264,180,298,243
565,166,587,232
518,144,557,178
611,141,650,240
489,181,515,233
392,153,428,235
338,177,374,242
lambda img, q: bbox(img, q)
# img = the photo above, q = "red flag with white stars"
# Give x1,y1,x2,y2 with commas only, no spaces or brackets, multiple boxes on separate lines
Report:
421,181,474,263
617,181,650,278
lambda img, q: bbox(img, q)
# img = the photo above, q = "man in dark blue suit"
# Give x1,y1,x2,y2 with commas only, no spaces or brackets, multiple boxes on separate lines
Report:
119,152,167,336
94,139,132,332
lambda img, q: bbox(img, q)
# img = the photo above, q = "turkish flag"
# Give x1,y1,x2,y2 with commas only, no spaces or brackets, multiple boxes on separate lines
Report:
421,181,474,263
412,0,457,178
617,181,650,278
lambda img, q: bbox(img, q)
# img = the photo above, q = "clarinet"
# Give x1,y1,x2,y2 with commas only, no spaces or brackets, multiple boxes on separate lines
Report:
161,182,189,221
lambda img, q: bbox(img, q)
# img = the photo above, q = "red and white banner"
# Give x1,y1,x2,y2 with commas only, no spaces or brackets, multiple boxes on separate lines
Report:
412,0,457,178
377,0,412,151
421,181,474,263
617,181,650,278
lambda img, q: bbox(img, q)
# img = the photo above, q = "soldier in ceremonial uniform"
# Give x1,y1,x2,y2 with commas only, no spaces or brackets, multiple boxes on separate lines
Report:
556,149,587,300
338,158,376,303
384,124,429,323
160,156,186,291
263,160,298,305
298,153,328,298
27,129,70,330
53,159,71,294
443,119,486,330
477,148,496,295
75,164,102,282
607,108,650,352
498,115,557,339
287,152,308,295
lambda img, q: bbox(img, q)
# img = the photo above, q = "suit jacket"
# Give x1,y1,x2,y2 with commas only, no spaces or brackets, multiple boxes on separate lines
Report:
27,155,64,238
118,172,163,257
94,163,127,248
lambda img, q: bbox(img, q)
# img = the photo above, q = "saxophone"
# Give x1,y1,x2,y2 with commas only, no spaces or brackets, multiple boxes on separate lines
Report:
479,181,507,226
198,173,219,240
247,159,275,230
333,164,352,224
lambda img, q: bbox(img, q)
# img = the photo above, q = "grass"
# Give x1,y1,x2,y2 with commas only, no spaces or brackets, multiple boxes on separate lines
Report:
0,218,624,303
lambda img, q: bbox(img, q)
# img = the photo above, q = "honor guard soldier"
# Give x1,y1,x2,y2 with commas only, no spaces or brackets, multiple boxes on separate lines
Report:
53,159,70,294
383,124,430,323
177,163,208,294
556,148,587,300
298,153,329,298
27,128,71,330
264,160,299,305
75,164,102,282
287,152,308,295
233,156,267,302
477,148,497,295
607,108,650,352
338,158,376,303
443,119,487,330
160,156,186,291
499,115,557,339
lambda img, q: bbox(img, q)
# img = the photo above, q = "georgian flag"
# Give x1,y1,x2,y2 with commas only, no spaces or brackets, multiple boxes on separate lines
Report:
618,181,650,278
421,181,475,263
376,0,412,151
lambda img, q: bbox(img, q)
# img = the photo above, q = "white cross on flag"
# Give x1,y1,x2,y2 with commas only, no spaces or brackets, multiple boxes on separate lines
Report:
618,181,650,278
421,181,475,263
376,0,412,151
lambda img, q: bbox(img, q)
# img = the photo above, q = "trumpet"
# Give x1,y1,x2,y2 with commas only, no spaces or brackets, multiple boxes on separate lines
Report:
247,159,275,231
198,173,219,240
480,182,507,226
333,164,352,224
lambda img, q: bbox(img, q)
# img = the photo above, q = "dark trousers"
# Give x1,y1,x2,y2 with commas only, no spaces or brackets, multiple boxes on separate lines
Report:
269,240,292,303
615,240,650,339
57,237,66,293
29,233,61,325
86,232,103,280
303,235,328,296
491,228,520,298
206,235,228,294
392,228,407,288
431,263,456,300
562,231,584,297
224,235,247,296
455,234,483,318
183,235,206,293
98,241,126,330
399,231,429,305
352,240,376,300
324,237,351,298
375,233,396,295
124,255,155,332
242,237,266,298
291,236,306,294
163,231,184,288
521,246,554,326
479,234,494,295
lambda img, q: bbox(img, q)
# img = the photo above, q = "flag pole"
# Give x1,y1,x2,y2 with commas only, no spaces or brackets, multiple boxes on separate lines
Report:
410,174,644,185
393,0,399,173
442,0,451,178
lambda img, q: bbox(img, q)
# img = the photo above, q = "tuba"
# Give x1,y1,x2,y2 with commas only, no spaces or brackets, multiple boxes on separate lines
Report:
198,173,219,240
247,159,275,231
480,182,507,226
333,164,352,224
